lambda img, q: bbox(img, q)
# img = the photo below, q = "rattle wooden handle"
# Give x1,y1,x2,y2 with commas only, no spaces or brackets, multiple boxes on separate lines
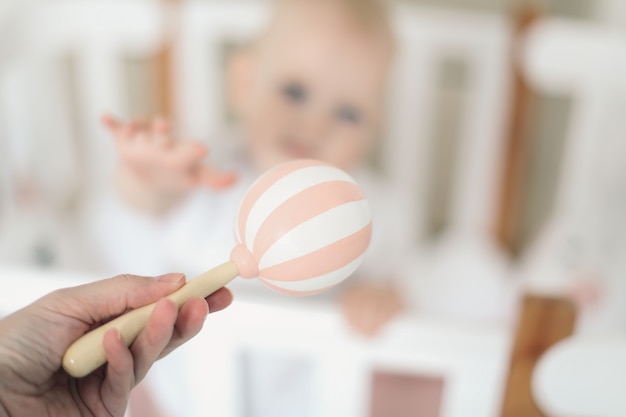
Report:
63,261,239,378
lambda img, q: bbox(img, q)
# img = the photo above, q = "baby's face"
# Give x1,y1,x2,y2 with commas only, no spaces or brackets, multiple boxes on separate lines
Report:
236,5,391,172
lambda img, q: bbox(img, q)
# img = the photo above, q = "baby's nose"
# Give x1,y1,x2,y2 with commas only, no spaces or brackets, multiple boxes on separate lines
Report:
300,111,331,142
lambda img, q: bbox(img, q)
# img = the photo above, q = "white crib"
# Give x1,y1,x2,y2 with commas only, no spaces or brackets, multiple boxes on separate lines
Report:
519,17,626,417
0,0,164,268
1,1,626,417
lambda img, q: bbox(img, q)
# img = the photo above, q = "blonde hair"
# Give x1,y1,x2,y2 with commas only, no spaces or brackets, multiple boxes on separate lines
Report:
270,0,394,45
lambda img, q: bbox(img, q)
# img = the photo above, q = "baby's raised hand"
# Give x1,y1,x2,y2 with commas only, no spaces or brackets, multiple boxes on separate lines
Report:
103,114,236,213
340,283,404,337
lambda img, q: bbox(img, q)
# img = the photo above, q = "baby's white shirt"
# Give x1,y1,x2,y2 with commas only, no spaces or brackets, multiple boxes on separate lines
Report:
86,161,410,298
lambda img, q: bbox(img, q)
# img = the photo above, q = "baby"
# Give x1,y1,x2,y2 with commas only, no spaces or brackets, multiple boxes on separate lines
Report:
97,0,404,335
91,0,409,415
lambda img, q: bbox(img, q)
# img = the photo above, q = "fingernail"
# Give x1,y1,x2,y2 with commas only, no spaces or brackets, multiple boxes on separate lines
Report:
114,329,124,343
106,328,124,344
155,273,185,283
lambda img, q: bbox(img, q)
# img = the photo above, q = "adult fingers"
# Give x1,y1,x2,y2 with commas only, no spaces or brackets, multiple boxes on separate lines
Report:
50,273,186,327
130,298,178,383
158,297,208,359
206,286,234,314
159,287,233,358
100,328,135,416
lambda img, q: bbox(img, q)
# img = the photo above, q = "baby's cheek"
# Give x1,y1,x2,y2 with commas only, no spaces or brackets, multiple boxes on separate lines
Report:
248,106,282,142
323,134,365,171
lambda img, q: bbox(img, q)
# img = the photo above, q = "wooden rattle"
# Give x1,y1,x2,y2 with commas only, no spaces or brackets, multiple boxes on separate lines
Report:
63,159,372,377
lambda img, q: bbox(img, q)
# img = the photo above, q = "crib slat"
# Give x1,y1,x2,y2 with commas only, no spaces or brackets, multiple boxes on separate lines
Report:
499,294,576,417
175,1,268,146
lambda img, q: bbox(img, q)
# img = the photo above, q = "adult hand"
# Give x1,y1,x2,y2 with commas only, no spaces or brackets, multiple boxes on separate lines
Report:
0,273,232,417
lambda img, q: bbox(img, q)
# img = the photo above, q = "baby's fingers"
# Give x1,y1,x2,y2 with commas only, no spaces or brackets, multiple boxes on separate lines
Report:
149,117,172,147
196,166,238,189
103,114,137,143
160,141,208,170
104,115,145,146
101,113,119,132
151,116,170,135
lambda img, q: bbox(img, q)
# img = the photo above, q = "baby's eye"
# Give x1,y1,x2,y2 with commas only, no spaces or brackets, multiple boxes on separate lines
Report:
336,106,361,124
281,82,307,104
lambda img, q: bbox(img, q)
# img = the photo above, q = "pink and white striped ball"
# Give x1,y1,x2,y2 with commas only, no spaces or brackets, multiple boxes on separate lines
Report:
229,159,372,295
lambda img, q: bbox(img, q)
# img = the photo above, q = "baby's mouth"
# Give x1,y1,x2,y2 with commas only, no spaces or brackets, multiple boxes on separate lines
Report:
281,138,315,159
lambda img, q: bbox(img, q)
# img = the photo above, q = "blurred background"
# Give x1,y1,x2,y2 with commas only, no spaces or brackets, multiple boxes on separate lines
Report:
1,0,626,416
